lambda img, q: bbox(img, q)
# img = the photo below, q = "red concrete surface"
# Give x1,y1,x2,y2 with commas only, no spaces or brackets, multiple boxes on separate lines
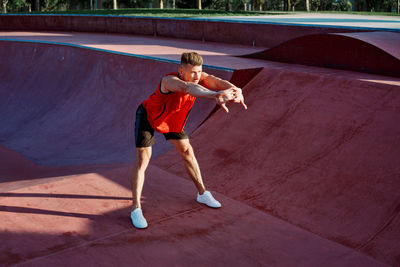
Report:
1,32,399,266
156,67,400,266
0,144,130,192
0,39,233,166
0,15,370,47
0,165,386,267
243,31,400,78
0,31,267,70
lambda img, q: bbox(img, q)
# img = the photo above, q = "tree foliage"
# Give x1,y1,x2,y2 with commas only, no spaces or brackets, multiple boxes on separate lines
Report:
207,0,245,10
2,0,30,12
332,0,352,11
2,0,399,12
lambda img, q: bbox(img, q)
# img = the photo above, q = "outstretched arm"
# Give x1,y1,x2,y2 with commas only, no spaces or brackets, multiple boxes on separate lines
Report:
161,75,235,112
200,72,236,91
201,72,247,110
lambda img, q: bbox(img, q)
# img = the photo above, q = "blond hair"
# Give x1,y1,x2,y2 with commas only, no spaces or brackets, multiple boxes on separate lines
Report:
180,52,203,66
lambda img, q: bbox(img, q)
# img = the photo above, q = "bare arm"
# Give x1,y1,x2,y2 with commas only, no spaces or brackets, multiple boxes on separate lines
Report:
161,75,234,112
201,72,247,110
200,72,236,91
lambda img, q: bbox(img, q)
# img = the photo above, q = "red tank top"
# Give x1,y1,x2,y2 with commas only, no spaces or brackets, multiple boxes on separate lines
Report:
142,73,196,133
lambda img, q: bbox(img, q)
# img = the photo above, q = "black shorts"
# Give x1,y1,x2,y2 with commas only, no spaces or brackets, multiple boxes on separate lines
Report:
135,104,188,148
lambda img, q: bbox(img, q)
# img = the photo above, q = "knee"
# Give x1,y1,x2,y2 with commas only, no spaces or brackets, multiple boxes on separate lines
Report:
134,148,151,170
177,144,193,160
135,157,150,170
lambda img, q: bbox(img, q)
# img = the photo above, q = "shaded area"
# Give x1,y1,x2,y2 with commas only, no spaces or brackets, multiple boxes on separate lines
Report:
0,205,101,219
0,192,131,200
242,31,400,78
0,40,230,166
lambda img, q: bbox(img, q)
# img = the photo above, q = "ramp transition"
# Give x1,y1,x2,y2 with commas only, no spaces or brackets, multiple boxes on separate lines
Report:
0,40,232,166
156,67,400,266
242,31,400,78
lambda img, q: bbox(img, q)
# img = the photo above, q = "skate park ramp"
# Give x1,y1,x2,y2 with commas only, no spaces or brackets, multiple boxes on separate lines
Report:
241,31,400,78
155,68,400,265
0,39,232,167
0,31,400,266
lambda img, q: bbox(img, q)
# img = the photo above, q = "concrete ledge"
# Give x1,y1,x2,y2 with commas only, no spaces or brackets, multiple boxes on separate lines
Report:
0,14,368,47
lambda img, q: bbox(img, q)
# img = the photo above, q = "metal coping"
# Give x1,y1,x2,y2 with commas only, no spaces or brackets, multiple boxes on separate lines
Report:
0,38,235,72
1,13,400,32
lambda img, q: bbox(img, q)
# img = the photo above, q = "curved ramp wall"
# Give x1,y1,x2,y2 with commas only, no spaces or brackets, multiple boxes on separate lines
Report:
242,31,400,78
0,40,231,166
155,67,400,266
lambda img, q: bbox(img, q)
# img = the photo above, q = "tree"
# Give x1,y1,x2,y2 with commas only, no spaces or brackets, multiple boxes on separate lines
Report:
290,0,299,10
310,0,319,10
258,0,265,10
243,0,249,10
3,0,31,12
1,0,8,13
159,0,163,8
197,0,201,9
305,0,309,10
225,0,230,11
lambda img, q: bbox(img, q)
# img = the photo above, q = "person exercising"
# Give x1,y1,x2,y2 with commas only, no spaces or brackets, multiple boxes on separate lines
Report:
131,51,247,229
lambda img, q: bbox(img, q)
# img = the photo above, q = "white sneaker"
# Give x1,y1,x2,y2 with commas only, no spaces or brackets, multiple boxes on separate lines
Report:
196,191,221,208
130,208,148,229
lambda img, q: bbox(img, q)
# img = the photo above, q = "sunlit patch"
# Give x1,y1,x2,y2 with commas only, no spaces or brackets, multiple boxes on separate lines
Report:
0,31,74,37
358,79,400,86
0,173,132,235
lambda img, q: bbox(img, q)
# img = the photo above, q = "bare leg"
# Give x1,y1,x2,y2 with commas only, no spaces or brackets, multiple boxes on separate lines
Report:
170,139,206,194
131,147,152,209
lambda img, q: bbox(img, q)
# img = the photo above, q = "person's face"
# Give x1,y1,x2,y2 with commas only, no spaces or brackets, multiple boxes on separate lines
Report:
179,64,202,84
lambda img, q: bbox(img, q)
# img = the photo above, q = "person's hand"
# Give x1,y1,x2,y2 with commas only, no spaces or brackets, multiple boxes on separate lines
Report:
216,89,235,112
230,87,247,110
215,87,247,113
